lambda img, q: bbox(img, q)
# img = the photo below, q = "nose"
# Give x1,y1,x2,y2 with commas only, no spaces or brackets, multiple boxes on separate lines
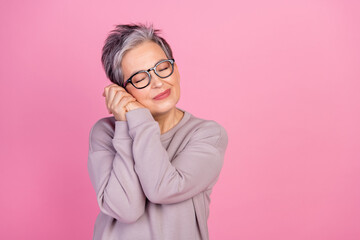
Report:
149,71,164,88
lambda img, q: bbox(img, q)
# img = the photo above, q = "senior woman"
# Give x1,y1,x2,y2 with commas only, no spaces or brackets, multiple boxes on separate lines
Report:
87,23,228,240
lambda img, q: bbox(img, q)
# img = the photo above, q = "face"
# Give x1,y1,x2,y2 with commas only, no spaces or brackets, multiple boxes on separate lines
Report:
121,41,181,117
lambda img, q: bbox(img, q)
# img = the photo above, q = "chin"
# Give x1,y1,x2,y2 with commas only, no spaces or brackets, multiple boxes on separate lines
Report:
149,100,177,116
151,106,175,116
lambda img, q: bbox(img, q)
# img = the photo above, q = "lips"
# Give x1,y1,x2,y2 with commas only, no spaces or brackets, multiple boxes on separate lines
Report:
153,89,171,100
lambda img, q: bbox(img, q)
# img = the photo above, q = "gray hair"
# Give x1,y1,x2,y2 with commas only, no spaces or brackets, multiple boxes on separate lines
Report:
101,23,174,86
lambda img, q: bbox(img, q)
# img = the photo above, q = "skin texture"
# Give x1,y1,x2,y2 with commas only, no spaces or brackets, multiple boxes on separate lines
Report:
102,40,184,134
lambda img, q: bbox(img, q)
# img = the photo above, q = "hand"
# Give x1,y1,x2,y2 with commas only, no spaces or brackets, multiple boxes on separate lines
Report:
102,83,145,121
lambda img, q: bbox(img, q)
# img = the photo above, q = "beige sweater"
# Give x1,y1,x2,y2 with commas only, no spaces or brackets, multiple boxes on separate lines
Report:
87,107,228,240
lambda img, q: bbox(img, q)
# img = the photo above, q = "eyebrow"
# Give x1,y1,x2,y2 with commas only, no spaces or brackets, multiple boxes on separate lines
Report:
128,58,167,78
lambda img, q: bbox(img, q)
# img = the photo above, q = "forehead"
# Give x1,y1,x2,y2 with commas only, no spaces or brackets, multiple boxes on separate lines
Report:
121,41,167,76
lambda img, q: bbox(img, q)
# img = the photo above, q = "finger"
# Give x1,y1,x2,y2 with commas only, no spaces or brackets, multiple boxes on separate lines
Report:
104,84,126,113
109,87,127,108
104,86,110,103
111,91,133,110
107,87,117,110
103,93,111,114
117,96,136,110
104,87,115,113
112,94,133,109
107,85,126,110
103,83,120,97
124,99,138,112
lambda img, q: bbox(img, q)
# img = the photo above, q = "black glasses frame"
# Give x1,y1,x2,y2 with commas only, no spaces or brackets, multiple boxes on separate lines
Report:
123,59,175,89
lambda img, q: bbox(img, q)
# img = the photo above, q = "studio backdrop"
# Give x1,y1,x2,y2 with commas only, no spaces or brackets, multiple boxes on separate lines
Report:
0,0,359,239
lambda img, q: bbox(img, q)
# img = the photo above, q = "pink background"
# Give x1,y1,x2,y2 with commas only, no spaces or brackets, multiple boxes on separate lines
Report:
1,0,359,239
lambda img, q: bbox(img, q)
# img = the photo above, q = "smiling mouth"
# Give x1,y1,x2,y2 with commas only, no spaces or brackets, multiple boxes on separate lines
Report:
153,89,171,100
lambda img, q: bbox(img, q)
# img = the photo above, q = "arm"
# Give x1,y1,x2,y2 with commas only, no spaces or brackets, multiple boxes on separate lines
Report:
126,108,228,204
87,119,146,223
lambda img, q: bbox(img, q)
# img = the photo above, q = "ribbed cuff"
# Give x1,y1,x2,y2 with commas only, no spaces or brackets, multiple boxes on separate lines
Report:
126,108,155,129
114,121,130,140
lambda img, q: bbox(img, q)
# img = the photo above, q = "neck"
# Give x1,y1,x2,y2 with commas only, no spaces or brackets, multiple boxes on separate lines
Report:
153,107,184,134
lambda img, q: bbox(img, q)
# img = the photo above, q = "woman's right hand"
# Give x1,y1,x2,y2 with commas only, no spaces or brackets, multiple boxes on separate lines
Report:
102,83,137,121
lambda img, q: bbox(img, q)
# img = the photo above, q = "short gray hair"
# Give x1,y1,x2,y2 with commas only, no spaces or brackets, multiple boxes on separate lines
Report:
101,23,174,86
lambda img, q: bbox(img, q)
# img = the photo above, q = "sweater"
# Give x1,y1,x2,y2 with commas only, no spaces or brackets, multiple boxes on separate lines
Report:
87,107,228,240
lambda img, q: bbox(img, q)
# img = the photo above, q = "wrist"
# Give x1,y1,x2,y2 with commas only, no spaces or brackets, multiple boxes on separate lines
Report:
126,101,145,112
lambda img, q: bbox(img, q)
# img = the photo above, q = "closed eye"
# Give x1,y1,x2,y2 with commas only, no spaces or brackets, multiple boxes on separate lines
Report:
135,78,145,83
158,67,169,72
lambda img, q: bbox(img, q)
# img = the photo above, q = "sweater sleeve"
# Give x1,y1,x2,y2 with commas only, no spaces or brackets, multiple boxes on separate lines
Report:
126,108,228,204
87,119,146,223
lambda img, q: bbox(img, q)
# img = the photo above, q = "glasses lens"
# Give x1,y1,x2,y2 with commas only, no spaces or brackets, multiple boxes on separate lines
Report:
156,61,173,78
132,72,149,88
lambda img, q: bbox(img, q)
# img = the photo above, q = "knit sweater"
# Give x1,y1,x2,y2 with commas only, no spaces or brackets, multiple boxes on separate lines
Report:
87,107,228,240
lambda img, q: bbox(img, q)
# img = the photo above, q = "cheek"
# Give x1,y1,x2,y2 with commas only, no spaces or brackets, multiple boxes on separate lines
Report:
131,90,150,103
127,88,140,100
169,71,180,86
171,80,181,100
174,75,181,91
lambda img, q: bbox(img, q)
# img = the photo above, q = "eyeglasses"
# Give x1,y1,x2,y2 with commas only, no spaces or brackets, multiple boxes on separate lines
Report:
123,59,175,89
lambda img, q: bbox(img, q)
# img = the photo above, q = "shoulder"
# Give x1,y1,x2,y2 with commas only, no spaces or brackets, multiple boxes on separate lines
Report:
183,112,228,151
88,116,116,152
90,116,116,138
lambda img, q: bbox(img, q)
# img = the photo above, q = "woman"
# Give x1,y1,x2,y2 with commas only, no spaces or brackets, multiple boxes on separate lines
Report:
87,23,228,240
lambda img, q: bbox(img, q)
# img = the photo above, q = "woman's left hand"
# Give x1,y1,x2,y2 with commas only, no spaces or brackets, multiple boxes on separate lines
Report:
124,100,145,112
